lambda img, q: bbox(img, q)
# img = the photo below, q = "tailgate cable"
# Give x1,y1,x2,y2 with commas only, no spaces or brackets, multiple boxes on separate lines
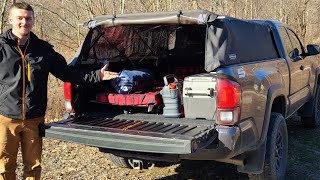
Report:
122,121,141,131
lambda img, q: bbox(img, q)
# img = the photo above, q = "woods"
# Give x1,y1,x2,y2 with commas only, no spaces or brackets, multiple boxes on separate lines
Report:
1,0,320,56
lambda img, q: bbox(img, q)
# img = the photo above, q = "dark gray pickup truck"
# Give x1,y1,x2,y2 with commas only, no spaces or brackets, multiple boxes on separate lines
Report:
41,10,320,179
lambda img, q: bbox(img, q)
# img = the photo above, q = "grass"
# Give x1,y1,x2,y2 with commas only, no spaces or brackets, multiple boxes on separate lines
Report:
45,49,74,122
45,74,66,122
286,116,320,179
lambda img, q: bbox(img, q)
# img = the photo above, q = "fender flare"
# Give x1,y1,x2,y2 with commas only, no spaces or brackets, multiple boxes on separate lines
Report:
259,83,287,146
238,83,287,174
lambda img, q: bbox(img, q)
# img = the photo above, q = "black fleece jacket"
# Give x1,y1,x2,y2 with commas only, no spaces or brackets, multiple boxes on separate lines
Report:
0,30,101,120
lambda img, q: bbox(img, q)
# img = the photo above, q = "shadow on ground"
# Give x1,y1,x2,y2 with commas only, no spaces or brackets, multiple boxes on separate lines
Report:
156,160,248,180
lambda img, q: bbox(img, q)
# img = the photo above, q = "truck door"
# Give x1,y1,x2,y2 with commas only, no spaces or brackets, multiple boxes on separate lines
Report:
286,28,311,90
278,26,310,115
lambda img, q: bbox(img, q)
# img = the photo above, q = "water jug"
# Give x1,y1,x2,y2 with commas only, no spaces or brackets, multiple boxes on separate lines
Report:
160,75,182,118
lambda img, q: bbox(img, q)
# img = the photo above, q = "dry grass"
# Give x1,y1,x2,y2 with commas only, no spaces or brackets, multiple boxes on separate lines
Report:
45,48,75,123
45,74,65,122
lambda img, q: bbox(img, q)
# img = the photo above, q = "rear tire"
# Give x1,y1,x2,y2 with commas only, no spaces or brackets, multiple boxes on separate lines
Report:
249,112,288,180
301,84,320,128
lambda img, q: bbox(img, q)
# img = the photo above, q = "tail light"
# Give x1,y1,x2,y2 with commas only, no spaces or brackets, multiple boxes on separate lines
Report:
64,82,74,113
216,78,241,125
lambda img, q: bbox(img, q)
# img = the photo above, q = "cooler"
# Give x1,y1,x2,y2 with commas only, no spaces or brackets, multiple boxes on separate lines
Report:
183,73,216,120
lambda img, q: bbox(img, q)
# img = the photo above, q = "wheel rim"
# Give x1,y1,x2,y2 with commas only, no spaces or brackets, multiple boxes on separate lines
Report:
275,131,283,170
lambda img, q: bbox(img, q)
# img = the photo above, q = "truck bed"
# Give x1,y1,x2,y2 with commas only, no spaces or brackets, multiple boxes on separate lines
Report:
42,112,217,154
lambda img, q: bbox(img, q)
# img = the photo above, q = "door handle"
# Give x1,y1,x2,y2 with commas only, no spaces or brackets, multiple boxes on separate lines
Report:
300,65,305,70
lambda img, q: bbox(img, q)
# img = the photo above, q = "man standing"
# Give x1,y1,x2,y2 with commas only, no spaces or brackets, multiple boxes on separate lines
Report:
0,2,118,180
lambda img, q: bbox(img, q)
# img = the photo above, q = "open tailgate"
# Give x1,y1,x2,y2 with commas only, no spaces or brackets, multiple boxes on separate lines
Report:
41,115,217,154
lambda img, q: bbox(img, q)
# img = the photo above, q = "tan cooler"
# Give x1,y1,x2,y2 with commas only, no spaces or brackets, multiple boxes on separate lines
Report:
183,73,217,120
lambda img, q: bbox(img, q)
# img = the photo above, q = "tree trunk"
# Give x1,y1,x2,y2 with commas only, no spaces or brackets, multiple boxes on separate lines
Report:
120,0,125,14
1,0,8,34
250,0,253,19
192,0,198,9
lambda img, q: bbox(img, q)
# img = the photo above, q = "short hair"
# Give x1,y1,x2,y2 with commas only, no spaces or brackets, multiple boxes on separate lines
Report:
9,1,34,17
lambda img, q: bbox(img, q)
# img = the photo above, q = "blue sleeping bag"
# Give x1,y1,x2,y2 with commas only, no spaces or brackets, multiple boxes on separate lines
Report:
111,69,155,94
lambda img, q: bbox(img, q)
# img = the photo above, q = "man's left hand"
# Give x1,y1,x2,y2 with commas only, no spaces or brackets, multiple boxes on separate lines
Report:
100,64,119,80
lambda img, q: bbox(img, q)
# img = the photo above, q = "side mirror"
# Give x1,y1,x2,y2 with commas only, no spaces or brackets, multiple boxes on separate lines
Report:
307,44,320,55
289,48,301,61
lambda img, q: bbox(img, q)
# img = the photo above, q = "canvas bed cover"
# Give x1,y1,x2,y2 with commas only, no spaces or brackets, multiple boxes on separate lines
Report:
79,10,279,72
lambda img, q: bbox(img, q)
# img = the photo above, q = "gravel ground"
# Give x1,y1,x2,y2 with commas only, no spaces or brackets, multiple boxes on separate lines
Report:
15,138,248,180
13,114,319,180
39,140,247,180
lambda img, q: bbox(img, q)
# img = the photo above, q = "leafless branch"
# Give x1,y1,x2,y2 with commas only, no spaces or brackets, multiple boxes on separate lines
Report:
0,0,8,34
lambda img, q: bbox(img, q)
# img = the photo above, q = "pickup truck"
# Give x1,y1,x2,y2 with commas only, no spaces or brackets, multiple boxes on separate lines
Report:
41,10,320,179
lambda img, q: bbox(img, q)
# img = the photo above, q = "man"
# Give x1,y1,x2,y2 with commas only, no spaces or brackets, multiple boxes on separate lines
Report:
0,2,118,180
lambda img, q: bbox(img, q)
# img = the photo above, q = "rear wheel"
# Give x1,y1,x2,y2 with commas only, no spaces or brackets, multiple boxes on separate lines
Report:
301,84,320,128
107,153,155,170
249,112,288,180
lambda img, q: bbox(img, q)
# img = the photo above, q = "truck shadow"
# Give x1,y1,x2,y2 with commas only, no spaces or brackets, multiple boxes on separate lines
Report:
156,160,248,180
156,114,317,180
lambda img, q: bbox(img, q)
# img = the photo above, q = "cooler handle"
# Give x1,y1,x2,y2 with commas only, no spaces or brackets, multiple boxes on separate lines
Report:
184,88,215,96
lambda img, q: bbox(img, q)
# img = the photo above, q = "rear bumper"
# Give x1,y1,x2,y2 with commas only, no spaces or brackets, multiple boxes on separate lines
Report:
41,117,217,154
180,119,257,160
217,126,240,150
218,118,256,152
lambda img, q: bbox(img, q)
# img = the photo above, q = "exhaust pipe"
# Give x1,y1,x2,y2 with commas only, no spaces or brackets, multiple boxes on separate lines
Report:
214,158,245,167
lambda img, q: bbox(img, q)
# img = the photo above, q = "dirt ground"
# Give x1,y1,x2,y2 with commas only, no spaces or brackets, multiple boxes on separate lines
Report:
12,113,320,180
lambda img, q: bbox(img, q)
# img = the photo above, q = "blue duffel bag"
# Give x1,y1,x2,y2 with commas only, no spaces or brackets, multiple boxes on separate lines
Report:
111,69,155,94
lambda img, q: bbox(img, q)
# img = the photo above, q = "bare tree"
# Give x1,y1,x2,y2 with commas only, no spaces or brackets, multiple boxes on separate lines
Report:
1,0,8,34
9,0,317,54
120,0,125,14
295,1,309,41
191,0,198,9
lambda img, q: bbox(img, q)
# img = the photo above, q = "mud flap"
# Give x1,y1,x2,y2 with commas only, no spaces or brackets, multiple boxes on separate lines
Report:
237,139,266,174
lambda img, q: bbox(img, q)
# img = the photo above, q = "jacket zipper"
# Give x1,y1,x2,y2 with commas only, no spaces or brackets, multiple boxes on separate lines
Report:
17,39,30,121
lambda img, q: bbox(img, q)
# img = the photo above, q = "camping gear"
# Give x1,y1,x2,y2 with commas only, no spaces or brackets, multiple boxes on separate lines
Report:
183,73,216,120
160,75,182,118
111,69,154,94
96,91,162,112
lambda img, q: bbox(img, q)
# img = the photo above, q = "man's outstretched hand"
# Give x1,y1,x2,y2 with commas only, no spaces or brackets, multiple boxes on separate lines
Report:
100,64,119,80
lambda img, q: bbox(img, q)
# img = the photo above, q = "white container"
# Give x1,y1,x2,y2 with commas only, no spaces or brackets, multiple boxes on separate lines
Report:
183,73,217,120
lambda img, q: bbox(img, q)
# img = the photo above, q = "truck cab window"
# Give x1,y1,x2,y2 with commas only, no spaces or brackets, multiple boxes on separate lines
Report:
278,26,294,60
287,29,304,57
